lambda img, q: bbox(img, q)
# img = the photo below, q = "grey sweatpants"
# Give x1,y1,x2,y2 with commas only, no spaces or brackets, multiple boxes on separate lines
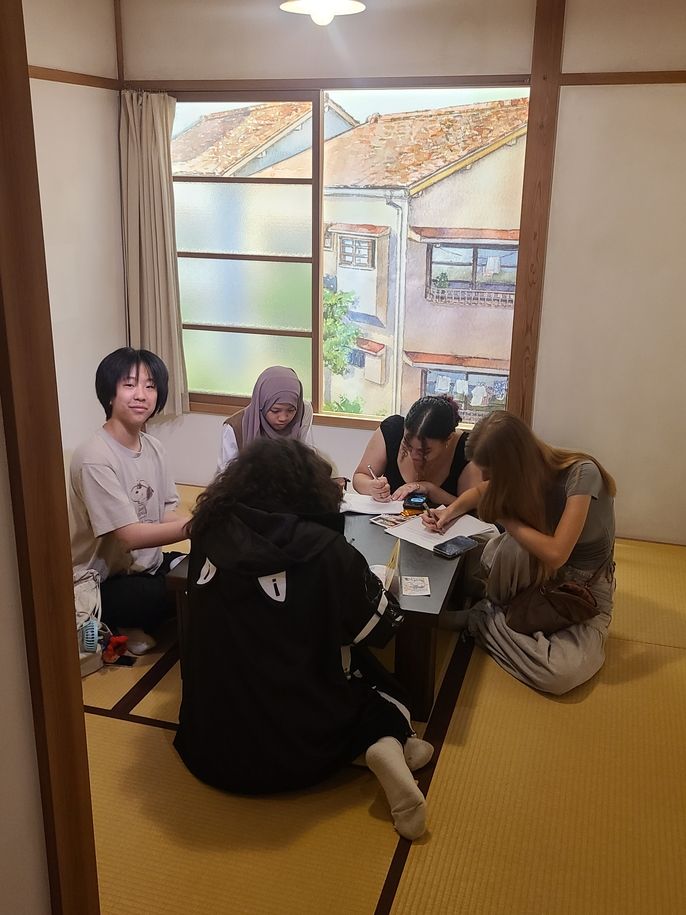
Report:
468,534,614,695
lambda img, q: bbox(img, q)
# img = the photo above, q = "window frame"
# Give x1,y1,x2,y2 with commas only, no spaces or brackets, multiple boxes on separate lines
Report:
173,89,323,414
170,83,534,428
338,234,376,270
427,242,519,294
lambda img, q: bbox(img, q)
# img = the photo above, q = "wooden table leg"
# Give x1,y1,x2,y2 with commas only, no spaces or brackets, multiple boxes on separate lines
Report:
395,622,437,722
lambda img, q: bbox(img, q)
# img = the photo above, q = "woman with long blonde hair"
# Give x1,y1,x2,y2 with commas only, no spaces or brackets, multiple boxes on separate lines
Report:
424,411,616,694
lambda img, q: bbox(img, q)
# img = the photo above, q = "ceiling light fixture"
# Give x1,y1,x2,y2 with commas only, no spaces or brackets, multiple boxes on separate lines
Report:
279,1,366,28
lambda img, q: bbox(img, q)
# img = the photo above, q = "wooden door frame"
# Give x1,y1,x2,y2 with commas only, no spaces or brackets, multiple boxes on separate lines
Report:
0,1,100,912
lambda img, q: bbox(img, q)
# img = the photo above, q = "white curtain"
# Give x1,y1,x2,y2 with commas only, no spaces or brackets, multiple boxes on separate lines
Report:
119,89,188,416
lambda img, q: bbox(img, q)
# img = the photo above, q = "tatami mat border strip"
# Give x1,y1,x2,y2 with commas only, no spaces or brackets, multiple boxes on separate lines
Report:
84,705,178,731
110,643,180,714
83,632,474,915
375,633,475,915
609,634,686,651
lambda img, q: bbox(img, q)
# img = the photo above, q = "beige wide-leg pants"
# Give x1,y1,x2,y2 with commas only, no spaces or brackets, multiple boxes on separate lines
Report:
468,534,615,695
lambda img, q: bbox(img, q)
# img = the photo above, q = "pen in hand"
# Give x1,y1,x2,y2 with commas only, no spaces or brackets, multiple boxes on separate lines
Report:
422,508,440,530
367,463,391,502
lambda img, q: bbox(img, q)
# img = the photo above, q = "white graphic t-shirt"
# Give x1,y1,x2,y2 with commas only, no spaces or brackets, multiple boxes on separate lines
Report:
70,428,179,579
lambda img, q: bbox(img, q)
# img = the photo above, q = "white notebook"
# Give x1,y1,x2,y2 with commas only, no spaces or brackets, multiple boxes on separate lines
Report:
340,492,404,514
385,512,496,551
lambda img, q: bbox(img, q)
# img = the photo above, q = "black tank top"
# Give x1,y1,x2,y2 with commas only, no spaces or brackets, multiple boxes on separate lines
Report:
379,415,470,497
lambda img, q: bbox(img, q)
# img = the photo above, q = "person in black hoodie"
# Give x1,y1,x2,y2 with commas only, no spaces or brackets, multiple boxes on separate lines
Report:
174,438,433,840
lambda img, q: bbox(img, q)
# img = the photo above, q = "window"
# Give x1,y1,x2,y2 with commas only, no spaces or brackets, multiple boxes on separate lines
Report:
423,368,509,424
172,88,528,420
428,244,518,303
172,100,315,403
338,236,375,269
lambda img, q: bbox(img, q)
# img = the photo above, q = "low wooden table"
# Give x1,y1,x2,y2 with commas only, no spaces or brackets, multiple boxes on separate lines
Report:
166,513,469,721
344,513,468,720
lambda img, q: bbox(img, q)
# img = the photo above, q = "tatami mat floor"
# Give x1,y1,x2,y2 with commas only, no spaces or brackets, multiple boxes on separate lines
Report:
83,537,686,915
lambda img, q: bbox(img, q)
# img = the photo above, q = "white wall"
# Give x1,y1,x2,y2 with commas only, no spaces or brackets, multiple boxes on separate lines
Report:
121,0,536,80
0,405,51,915
563,0,686,73
534,84,686,543
30,79,126,464
23,0,118,77
151,412,371,486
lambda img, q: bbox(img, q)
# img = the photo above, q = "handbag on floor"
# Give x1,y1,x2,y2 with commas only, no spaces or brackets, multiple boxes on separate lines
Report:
74,569,105,676
504,565,604,637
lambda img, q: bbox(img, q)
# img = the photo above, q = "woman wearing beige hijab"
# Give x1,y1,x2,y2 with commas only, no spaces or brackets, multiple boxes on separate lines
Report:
218,366,314,472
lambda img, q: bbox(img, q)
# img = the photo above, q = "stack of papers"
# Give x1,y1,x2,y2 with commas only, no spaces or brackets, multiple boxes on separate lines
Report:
340,492,404,514
385,512,497,551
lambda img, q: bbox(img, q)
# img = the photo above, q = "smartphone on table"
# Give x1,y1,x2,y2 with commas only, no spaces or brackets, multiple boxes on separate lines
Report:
403,493,428,512
432,535,478,560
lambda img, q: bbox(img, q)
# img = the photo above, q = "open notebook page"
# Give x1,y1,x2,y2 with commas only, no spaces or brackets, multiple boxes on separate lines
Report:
385,512,497,551
340,492,404,514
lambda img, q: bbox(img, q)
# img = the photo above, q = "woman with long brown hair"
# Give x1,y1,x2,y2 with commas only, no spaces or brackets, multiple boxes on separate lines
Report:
424,411,616,694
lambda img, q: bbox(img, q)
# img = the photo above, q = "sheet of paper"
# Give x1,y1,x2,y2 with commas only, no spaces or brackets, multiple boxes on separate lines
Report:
385,512,497,550
402,576,431,596
340,492,404,514
369,513,408,529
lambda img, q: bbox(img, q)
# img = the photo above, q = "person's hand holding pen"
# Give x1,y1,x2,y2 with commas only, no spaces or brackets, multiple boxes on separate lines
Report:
422,506,456,533
367,464,392,502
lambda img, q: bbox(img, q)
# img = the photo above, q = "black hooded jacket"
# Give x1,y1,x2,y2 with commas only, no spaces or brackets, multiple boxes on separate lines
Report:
174,505,406,793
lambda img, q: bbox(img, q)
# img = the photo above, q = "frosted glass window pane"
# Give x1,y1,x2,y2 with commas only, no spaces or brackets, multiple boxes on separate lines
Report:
184,330,312,399
179,259,311,331
174,183,312,257
172,101,312,179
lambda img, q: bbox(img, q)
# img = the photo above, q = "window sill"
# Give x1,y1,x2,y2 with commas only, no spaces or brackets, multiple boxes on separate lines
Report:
189,397,477,432
312,413,379,431
189,394,380,430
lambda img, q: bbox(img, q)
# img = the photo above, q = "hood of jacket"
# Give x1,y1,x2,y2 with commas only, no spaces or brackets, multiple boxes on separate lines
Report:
193,503,345,576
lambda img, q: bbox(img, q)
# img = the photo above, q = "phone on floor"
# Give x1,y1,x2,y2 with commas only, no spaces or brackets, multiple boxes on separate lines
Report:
432,535,478,560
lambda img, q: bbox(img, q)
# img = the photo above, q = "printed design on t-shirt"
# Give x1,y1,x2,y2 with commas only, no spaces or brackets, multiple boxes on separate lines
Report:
130,480,154,521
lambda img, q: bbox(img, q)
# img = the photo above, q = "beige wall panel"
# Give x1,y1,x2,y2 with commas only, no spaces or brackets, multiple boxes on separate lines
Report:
534,85,686,544
0,407,51,914
30,80,127,466
22,0,118,78
121,0,535,80
563,0,686,73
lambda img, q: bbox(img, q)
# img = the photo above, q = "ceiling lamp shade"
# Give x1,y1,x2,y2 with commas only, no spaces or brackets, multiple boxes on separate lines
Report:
279,1,366,27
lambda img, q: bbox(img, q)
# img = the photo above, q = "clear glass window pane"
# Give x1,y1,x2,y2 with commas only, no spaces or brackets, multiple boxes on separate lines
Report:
475,247,518,290
322,87,528,418
174,182,312,258
424,369,508,423
179,258,311,331
183,329,312,399
431,246,473,288
172,101,312,179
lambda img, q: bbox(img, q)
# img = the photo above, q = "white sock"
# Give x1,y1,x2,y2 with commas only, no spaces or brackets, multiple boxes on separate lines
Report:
403,737,434,772
366,737,426,840
119,627,157,656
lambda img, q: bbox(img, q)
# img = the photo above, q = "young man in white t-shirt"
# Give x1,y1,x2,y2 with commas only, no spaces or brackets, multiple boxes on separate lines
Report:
70,348,190,654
